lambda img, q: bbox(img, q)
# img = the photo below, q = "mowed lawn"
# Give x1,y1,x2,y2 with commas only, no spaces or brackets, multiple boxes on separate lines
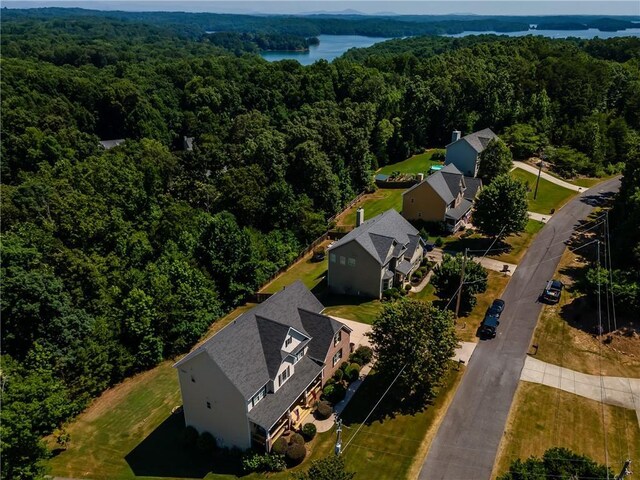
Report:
47,360,463,480
510,168,576,214
377,149,444,176
337,188,403,227
493,382,640,478
260,242,330,294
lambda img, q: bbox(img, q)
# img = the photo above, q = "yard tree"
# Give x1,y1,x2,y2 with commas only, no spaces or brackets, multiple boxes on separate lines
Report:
498,447,613,480
292,456,355,480
473,174,529,238
477,138,513,184
431,254,488,315
369,299,458,406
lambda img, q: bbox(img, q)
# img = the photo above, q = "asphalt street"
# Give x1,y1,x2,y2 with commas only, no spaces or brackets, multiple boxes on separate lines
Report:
418,177,621,480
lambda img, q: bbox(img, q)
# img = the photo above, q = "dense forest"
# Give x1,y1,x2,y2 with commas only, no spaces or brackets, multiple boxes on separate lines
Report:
1,10,640,479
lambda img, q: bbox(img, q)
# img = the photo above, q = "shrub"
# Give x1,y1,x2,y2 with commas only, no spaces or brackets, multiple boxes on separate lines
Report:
315,400,333,420
351,346,373,365
404,284,412,292
322,384,335,400
242,452,287,473
286,443,307,466
301,423,317,441
434,237,443,247
340,361,349,372
290,432,305,446
272,437,288,455
413,270,423,280
345,363,361,382
327,382,347,403
324,376,335,387
431,150,445,161
196,431,216,453
332,368,344,382
180,425,199,447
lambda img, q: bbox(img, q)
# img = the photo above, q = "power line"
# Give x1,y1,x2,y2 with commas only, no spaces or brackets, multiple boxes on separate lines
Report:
596,240,611,479
605,211,618,332
340,363,406,454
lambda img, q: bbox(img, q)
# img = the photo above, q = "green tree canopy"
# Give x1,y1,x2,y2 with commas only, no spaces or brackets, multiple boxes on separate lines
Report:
368,299,458,406
502,123,548,159
431,253,489,315
473,174,529,238
477,138,514,184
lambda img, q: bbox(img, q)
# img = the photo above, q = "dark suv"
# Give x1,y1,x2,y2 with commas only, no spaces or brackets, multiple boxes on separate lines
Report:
487,299,505,317
480,314,500,339
542,279,563,304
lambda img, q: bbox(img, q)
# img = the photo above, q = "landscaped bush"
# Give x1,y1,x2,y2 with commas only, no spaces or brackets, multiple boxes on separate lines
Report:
302,423,317,441
322,384,335,400
413,270,423,281
340,361,349,372
349,346,373,366
271,437,288,455
242,452,287,473
330,383,347,403
382,287,404,301
332,368,344,382
431,151,445,161
345,363,361,382
290,432,305,446
180,425,199,447
196,431,216,453
404,284,412,292
315,400,333,420
324,376,335,387
435,237,444,247
285,443,307,466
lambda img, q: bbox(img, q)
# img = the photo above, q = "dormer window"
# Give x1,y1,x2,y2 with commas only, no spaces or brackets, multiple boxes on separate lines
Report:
278,366,291,387
251,386,266,407
333,330,341,346
285,336,292,347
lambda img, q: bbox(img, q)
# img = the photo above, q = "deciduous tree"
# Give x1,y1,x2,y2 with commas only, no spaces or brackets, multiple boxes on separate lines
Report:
473,174,529,237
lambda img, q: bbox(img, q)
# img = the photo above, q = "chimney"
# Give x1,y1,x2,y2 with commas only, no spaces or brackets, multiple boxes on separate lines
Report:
417,173,425,182
356,208,365,227
451,130,462,143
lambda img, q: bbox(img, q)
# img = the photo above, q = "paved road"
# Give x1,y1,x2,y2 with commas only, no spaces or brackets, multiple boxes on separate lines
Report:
513,161,584,192
418,177,621,480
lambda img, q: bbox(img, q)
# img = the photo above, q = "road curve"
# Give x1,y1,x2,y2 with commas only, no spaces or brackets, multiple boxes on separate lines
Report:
418,177,621,480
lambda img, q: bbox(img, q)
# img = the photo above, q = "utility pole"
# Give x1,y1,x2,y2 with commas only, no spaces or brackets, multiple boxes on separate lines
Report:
533,160,543,200
616,459,632,479
334,417,343,456
455,248,468,318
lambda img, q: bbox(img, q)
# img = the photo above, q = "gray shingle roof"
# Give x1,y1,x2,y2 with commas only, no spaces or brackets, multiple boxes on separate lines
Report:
247,356,323,430
447,128,497,152
99,139,125,149
330,209,419,266
463,177,483,200
174,281,342,402
299,309,351,362
445,198,473,221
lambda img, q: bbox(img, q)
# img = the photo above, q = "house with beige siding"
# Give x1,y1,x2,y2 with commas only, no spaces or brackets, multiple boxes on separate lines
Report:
402,164,482,233
173,281,351,452
327,209,426,299
445,128,497,177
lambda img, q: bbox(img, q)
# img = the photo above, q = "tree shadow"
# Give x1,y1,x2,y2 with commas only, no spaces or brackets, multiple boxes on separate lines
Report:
125,411,244,478
444,236,510,256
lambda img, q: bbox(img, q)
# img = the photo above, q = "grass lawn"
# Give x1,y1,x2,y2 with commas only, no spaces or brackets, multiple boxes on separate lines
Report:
493,382,640,478
410,282,436,303
456,270,511,342
260,243,330,293
321,294,383,325
377,149,444,176
337,188,403,227
47,357,463,480
443,219,544,265
510,168,576,215
531,250,640,378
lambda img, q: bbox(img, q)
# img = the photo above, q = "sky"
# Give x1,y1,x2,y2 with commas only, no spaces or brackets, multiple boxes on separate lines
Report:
4,1,640,16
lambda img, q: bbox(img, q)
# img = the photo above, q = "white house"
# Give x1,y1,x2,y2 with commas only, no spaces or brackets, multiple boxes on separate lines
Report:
173,281,351,452
445,128,497,177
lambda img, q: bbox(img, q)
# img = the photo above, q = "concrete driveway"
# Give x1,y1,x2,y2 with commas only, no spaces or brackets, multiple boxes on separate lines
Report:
419,177,621,480
330,316,372,349
513,161,584,192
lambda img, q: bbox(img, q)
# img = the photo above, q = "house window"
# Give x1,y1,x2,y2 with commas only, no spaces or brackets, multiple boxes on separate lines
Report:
411,198,414,203
206,401,211,409
339,256,346,265
252,387,266,407
278,366,291,386
332,349,343,366
333,330,341,346
191,375,196,383
285,336,292,347
418,212,422,218
330,253,336,263
347,257,356,267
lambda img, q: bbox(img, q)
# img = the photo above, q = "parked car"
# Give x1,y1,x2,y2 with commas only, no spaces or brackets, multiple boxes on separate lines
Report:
542,279,563,304
487,299,505,317
312,249,325,262
479,314,500,339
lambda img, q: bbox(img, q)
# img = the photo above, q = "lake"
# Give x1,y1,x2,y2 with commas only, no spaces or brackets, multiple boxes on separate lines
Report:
260,34,390,64
262,29,640,64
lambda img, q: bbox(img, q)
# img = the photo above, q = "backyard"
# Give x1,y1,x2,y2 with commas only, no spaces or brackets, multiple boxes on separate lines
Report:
493,382,640,478
510,168,577,214
377,149,444,176
46,360,464,480
336,188,403,228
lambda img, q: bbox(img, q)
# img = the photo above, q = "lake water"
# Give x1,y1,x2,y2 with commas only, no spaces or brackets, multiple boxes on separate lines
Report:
260,34,390,64
261,29,640,64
